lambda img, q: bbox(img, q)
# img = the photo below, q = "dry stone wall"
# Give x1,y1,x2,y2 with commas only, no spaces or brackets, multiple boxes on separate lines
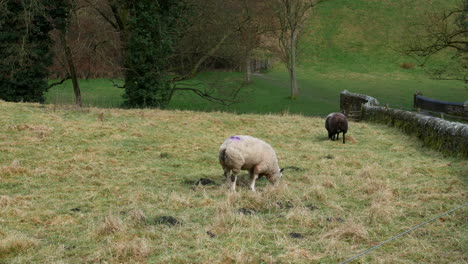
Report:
340,90,468,157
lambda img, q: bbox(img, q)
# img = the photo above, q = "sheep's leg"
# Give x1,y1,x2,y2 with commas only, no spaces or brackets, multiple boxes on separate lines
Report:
223,168,231,188
230,170,239,192
336,132,339,140
342,132,346,144
249,171,259,192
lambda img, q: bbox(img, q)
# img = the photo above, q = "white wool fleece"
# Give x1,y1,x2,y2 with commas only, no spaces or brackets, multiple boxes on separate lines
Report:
219,135,281,177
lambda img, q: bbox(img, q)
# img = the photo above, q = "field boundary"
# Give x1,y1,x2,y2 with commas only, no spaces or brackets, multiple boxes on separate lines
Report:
339,203,468,264
341,90,468,157
414,93,468,118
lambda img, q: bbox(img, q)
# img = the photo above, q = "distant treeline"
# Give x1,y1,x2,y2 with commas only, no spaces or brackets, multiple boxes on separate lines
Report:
46,0,279,79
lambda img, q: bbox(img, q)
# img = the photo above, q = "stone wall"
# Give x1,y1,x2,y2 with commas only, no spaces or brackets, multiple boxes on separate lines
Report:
340,90,379,120
341,90,468,157
361,106,468,157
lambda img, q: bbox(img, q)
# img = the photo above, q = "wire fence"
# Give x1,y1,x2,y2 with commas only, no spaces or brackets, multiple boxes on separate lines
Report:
339,203,468,264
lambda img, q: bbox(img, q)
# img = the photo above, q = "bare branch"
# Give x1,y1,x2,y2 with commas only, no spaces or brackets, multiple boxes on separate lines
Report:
177,82,205,87
109,2,125,32
172,87,237,106
171,78,246,106
170,32,233,82
84,0,118,30
48,76,71,88
442,9,463,21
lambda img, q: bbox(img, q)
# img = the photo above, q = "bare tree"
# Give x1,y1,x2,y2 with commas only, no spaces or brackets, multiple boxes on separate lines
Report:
168,0,254,104
85,0,257,105
59,29,82,107
398,0,467,82
270,0,328,99
53,0,271,106
49,0,124,106
235,0,274,84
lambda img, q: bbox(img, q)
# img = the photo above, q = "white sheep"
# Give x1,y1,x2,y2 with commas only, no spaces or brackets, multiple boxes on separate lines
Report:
218,135,284,191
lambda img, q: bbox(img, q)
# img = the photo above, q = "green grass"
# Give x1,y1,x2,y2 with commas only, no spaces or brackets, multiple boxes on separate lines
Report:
301,0,462,73
0,100,466,263
46,72,465,117
46,79,124,108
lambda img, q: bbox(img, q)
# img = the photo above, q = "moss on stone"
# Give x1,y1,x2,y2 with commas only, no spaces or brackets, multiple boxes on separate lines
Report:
362,105,468,157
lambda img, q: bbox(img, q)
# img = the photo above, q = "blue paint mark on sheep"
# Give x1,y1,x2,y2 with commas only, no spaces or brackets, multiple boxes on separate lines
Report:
230,136,241,140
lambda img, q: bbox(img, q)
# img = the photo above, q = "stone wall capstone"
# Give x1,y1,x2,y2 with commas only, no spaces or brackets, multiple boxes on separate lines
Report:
340,90,380,121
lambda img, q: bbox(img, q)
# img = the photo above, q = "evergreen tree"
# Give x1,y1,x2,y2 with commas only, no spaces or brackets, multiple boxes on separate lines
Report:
0,1,57,103
123,0,187,108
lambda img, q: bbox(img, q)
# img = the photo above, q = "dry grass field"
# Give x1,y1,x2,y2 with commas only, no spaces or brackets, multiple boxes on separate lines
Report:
0,100,466,263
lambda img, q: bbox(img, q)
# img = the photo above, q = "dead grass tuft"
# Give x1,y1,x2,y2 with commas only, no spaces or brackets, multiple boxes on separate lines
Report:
239,191,267,210
368,200,396,222
358,165,378,179
0,195,12,207
129,209,147,224
225,191,241,205
220,248,269,264
168,191,195,209
10,124,53,138
322,179,336,189
97,112,105,122
1,160,29,176
346,135,358,143
10,124,51,132
245,184,297,211
45,215,76,227
360,179,390,196
0,233,39,256
285,208,315,227
111,238,152,262
309,185,327,201
97,215,124,235
322,222,369,242
211,200,237,234
279,247,324,262
367,186,396,222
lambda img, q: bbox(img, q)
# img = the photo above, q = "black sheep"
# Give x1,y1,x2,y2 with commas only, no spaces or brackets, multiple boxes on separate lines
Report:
325,113,348,144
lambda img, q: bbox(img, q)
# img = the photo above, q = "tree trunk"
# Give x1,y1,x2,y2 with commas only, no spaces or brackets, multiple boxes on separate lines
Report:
290,32,299,99
60,31,82,107
245,56,251,83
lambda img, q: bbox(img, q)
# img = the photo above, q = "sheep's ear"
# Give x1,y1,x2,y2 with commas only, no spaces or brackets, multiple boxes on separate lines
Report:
280,168,284,173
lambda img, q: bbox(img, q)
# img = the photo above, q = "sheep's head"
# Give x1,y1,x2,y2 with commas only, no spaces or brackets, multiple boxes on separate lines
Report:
268,168,284,186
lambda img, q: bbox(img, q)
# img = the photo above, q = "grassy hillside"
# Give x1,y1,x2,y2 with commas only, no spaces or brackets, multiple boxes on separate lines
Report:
301,0,462,74
1,101,466,263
